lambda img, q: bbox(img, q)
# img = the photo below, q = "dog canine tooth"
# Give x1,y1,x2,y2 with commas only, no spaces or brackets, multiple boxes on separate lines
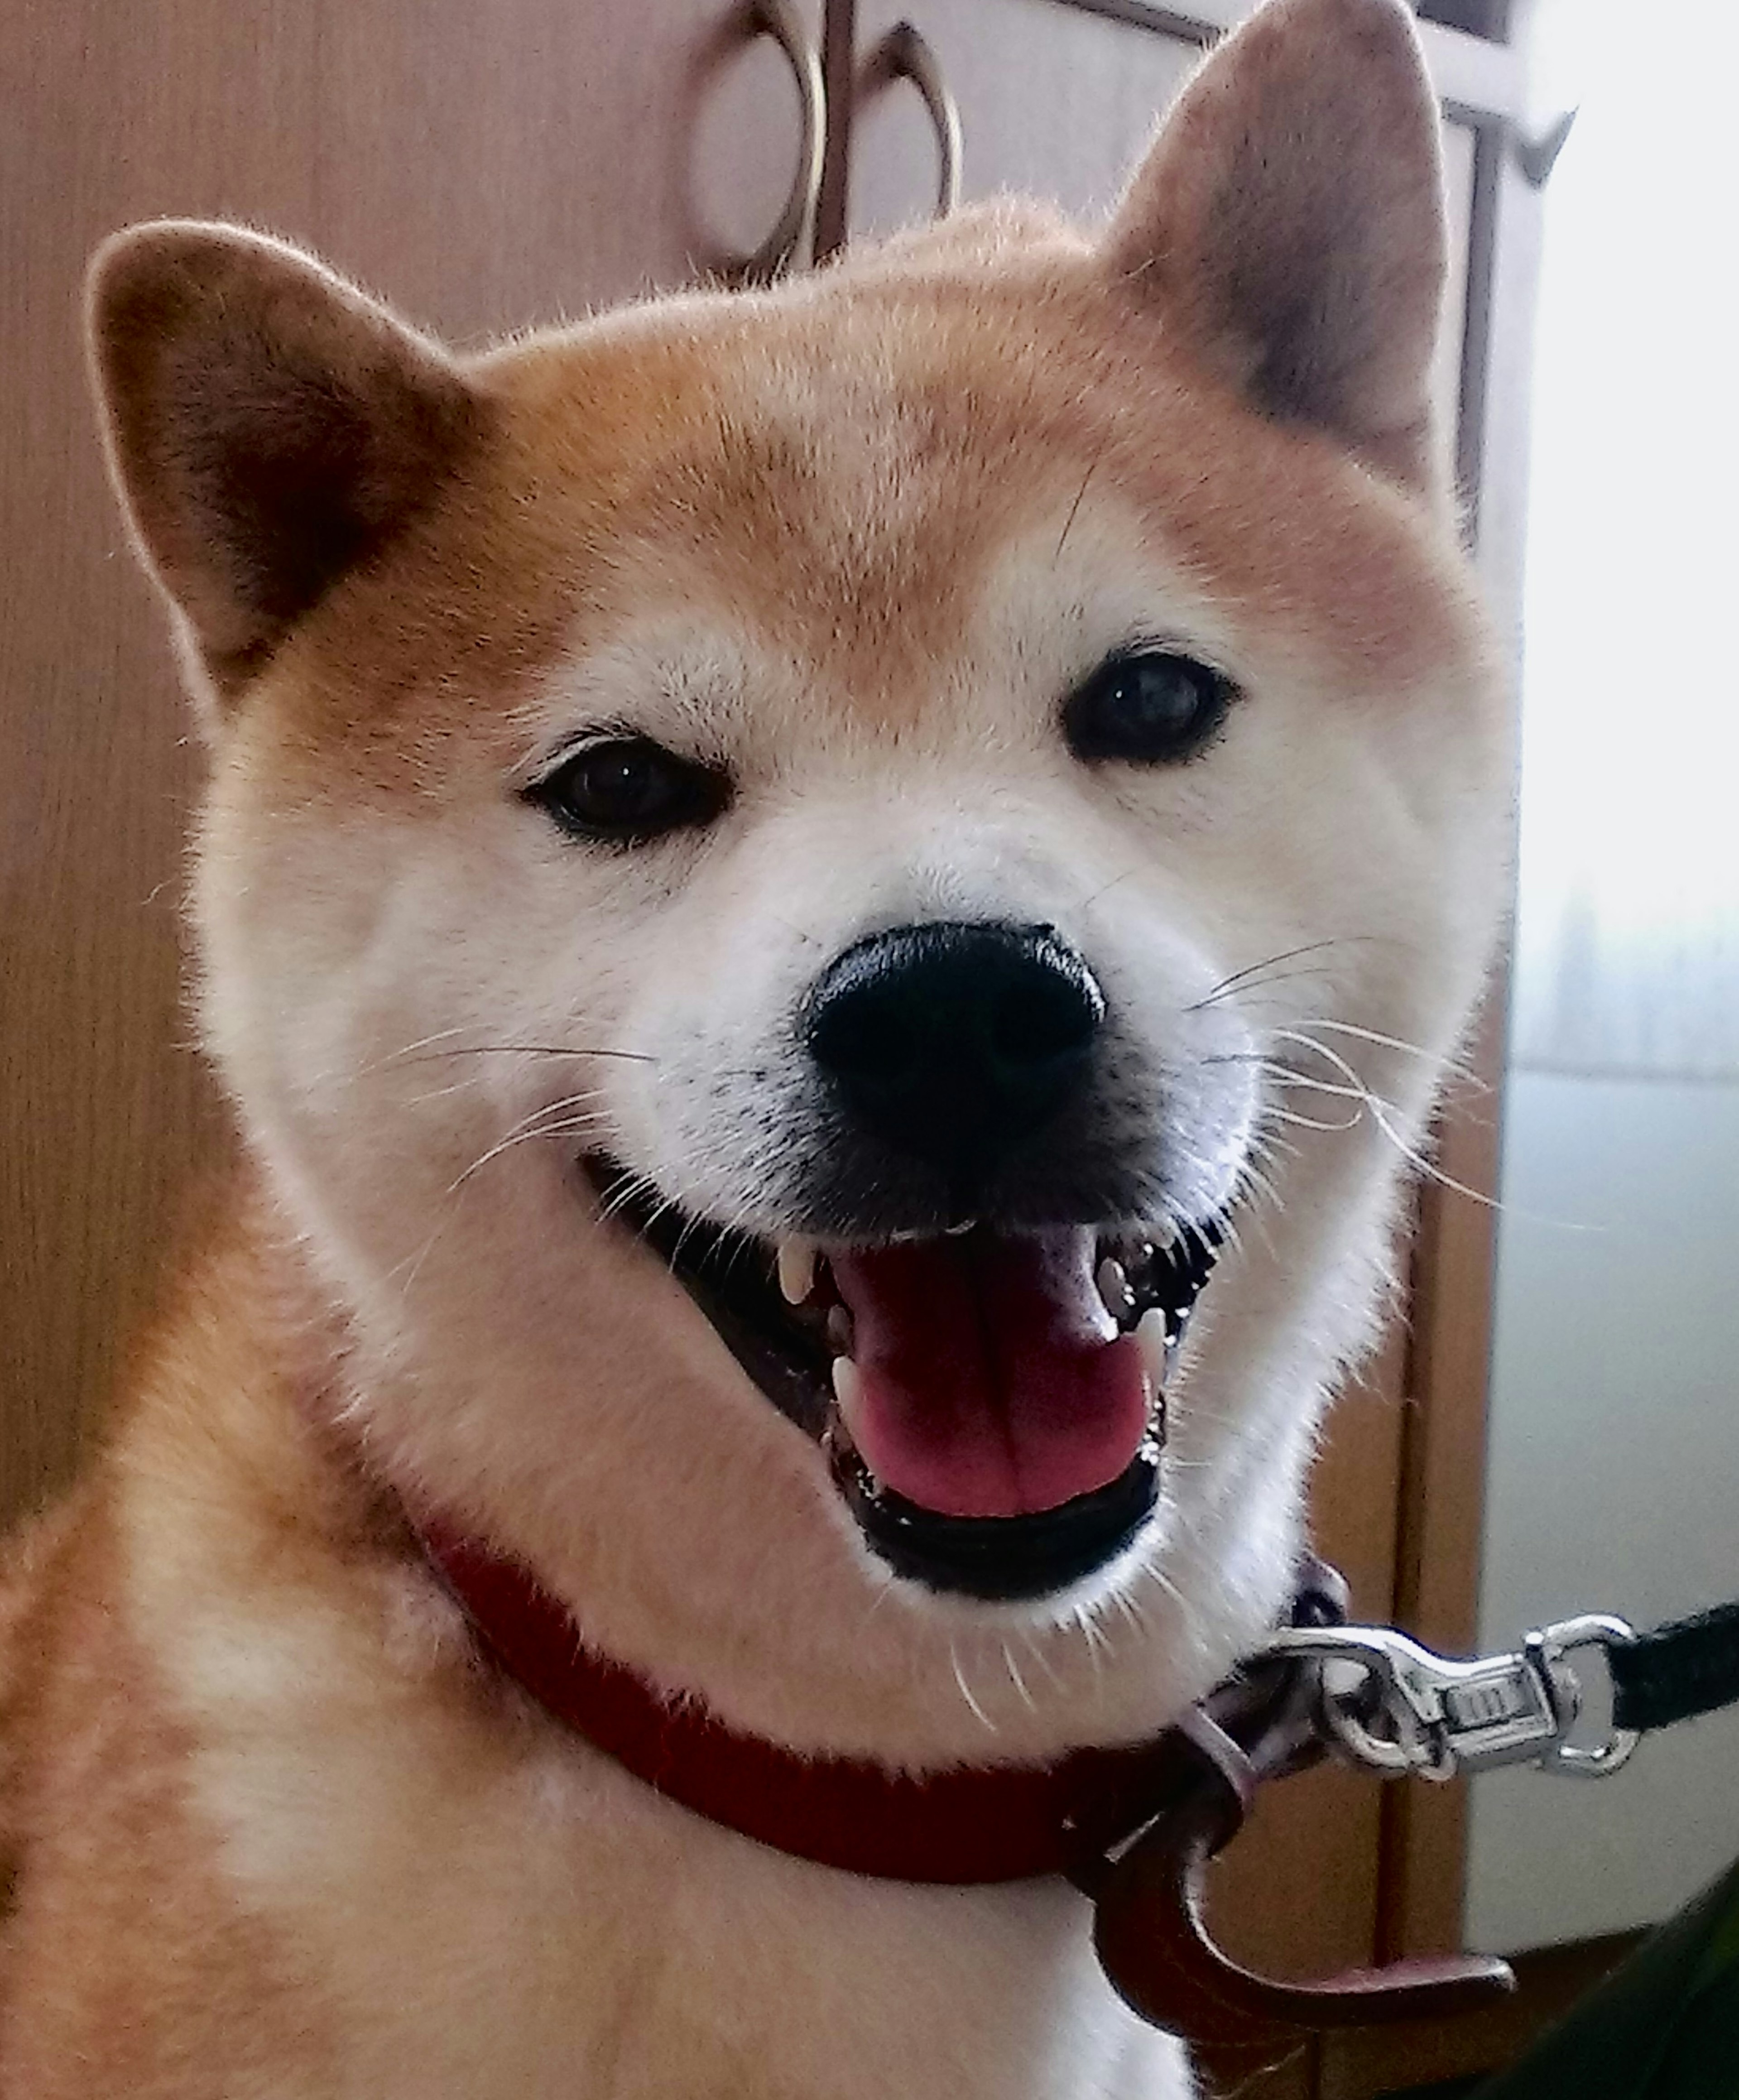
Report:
830,1353,864,1422
1136,1307,1170,1391
776,1236,818,1307
826,1304,855,1357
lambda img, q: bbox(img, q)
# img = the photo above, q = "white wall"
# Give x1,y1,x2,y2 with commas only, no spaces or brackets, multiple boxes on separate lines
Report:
1465,0,1739,1952
1467,1072,1739,1949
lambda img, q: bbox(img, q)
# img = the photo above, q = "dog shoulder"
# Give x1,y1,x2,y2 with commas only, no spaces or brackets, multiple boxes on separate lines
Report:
0,1490,91,1925
0,1207,371,2094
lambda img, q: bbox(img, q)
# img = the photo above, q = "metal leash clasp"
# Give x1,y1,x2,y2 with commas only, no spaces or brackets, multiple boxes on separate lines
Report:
1261,1613,1641,1782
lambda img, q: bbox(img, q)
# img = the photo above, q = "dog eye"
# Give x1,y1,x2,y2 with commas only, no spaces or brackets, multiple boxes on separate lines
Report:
528,737,730,844
1062,649,1236,765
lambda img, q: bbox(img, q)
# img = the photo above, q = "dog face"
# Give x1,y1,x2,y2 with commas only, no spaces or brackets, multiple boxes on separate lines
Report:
89,0,1508,1759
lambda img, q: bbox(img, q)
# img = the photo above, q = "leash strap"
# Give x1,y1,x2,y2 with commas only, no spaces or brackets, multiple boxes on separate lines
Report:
1096,1588,1739,2057
1610,1602,1739,1736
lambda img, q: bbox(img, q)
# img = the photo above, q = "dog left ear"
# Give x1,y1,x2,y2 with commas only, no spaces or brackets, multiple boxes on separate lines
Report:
87,221,489,711
1104,0,1448,498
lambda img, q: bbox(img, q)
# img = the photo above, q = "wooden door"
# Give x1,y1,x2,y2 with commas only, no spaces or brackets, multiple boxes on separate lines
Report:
826,0,1499,2011
0,0,825,1532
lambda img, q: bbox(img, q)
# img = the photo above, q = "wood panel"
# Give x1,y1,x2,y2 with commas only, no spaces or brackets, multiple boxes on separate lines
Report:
0,0,821,1531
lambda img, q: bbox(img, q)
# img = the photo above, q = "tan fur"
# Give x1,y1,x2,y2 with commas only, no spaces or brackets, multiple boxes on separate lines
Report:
1,3,1508,2092
0,1220,345,2092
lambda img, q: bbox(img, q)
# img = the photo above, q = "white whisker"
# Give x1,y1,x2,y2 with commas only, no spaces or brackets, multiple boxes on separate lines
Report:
999,1642,1037,1712
1305,1017,1484,1091
950,1644,998,1733
1273,1029,1502,1211
1020,1629,1068,1693
446,1109,612,1193
1073,1600,1111,1672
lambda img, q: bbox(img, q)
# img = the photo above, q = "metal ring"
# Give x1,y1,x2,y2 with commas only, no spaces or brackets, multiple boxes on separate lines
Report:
865,21,962,219
1533,1615,1641,1777
731,0,826,283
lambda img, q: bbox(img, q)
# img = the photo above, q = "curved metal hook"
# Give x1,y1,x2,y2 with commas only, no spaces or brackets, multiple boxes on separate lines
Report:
862,21,962,219
724,0,826,284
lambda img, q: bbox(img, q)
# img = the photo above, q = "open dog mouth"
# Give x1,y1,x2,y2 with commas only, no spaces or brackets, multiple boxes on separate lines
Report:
584,1155,1223,1601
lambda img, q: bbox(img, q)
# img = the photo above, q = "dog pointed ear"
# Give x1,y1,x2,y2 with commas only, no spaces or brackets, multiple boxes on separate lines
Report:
1104,0,1448,497
87,221,488,706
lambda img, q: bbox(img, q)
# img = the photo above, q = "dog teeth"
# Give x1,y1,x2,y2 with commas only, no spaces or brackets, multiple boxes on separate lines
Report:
831,1354,864,1422
776,1237,818,1307
1136,1306,1170,1390
1096,1256,1135,1322
826,1305,855,1356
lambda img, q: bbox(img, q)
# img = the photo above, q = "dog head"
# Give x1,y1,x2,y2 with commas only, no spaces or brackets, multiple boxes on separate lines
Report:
89,0,1507,1762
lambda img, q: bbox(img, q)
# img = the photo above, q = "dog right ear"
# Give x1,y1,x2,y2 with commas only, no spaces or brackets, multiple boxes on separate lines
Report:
1104,0,1449,499
87,221,488,712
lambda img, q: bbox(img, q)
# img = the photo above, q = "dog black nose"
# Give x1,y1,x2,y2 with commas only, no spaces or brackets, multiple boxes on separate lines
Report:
804,922,1105,1185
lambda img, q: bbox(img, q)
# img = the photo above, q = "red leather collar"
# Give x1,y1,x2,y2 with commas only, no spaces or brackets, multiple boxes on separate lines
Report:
418,1522,1523,2054
421,1520,1211,1885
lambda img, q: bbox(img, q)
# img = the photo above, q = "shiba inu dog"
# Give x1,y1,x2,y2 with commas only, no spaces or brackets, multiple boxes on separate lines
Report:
0,0,1510,2091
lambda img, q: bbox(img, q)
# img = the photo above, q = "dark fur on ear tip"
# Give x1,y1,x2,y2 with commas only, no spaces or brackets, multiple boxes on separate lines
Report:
87,221,490,703
1104,0,1449,499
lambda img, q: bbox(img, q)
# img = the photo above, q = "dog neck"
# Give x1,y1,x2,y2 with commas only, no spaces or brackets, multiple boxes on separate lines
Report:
415,1512,1259,1887
178,1174,1321,1885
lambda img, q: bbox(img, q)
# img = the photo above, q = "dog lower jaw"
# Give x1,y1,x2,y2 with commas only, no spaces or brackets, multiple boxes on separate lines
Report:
827,1432,1165,1603
579,1152,1224,1603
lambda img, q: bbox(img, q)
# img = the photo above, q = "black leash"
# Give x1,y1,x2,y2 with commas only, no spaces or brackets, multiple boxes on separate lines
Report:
1610,1602,1739,1736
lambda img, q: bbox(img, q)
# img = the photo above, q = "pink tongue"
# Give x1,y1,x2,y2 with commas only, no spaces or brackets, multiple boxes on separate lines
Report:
828,1233,1151,1519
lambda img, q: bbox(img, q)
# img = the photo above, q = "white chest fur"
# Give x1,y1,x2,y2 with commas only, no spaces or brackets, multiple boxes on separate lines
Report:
183,1616,1188,2100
